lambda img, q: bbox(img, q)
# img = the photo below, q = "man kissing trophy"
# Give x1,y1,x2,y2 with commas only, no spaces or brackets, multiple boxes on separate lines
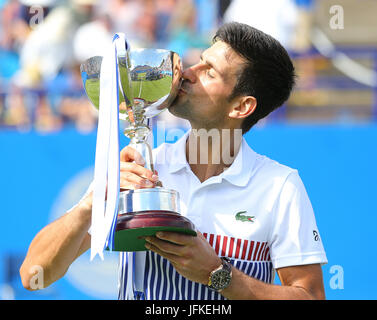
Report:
80,33,196,260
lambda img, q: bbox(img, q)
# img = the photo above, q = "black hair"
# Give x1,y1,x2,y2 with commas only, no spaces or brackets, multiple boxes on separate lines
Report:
213,22,296,133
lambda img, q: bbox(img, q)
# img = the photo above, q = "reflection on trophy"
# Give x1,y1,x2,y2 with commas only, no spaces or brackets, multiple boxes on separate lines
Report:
80,44,196,252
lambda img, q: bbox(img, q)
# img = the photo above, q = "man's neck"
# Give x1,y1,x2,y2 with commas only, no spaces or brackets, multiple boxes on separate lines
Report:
185,128,243,183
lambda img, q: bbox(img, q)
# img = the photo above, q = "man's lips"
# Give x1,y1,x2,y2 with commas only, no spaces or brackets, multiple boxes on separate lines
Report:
179,84,190,94
178,79,189,95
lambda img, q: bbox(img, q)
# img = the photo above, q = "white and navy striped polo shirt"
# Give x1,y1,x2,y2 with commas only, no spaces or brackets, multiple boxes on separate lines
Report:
117,131,327,300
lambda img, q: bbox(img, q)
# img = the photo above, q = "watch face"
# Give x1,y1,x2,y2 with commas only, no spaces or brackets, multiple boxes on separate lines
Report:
211,269,231,290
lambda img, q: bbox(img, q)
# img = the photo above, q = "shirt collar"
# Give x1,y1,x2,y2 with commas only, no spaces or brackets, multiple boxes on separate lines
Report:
221,137,257,187
168,130,191,174
167,130,256,187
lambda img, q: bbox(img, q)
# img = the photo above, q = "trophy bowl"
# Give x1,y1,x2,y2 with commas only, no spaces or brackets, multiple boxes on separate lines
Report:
81,45,196,252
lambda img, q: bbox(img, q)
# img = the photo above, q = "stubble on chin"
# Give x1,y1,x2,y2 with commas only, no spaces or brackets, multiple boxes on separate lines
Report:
168,96,190,119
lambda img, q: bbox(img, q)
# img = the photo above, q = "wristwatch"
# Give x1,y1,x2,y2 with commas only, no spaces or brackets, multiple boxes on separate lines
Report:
208,257,232,292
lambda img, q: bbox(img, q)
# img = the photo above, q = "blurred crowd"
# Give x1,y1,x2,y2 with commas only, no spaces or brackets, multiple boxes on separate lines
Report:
0,0,315,133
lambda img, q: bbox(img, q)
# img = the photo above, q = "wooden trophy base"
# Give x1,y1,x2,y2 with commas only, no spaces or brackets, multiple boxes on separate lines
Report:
110,210,197,252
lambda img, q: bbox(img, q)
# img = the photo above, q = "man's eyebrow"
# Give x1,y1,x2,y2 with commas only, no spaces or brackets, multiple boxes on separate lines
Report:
200,53,224,77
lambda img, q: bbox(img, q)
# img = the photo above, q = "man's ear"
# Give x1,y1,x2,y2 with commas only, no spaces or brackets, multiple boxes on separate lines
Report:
228,96,257,119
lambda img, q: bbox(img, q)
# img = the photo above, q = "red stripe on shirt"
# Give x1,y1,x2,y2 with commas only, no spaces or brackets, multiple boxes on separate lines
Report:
241,239,249,260
262,244,269,261
247,241,255,261
202,233,271,262
208,234,214,246
265,247,271,261
221,236,228,257
215,235,221,255
228,237,235,258
252,242,261,261
257,242,266,261
235,239,242,259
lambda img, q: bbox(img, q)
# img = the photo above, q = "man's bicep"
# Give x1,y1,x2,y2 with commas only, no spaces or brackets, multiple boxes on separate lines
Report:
276,263,326,300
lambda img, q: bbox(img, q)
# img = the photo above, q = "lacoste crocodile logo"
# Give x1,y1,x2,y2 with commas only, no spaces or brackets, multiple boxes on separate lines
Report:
235,211,255,223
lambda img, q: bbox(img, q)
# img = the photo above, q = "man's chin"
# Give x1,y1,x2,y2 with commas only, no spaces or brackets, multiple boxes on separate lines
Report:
167,104,180,117
168,99,189,120
168,96,182,113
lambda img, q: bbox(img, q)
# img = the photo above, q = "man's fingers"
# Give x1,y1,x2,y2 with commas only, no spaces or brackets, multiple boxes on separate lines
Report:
120,171,156,189
120,146,145,165
119,145,160,190
145,236,185,255
155,232,195,246
144,241,180,264
120,162,158,182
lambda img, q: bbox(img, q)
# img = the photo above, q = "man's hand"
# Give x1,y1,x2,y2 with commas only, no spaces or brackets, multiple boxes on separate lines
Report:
144,231,222,285
119,145,159,189
144,230,326,300
78,145,158,211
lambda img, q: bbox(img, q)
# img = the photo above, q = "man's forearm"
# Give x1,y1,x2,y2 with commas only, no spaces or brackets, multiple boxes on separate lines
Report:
220,267,317,300
19,201,92,290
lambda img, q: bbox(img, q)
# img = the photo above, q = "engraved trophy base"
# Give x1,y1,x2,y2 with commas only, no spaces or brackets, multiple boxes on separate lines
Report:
108,188,197,252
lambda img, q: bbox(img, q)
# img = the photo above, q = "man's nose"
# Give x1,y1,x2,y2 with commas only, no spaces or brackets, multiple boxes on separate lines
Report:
182,64,199,84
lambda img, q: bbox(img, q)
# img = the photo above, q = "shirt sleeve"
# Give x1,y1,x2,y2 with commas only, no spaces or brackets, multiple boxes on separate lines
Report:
268,170,328,269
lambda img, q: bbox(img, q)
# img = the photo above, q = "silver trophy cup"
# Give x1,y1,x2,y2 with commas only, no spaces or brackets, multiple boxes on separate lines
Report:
80,46,196,251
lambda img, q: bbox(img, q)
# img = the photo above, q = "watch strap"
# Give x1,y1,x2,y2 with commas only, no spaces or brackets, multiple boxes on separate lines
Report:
221,257,232,273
